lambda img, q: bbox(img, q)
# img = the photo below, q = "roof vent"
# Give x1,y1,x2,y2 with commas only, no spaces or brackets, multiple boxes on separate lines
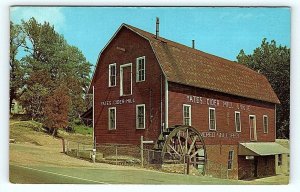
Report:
192,40,195,49
156,17,159,39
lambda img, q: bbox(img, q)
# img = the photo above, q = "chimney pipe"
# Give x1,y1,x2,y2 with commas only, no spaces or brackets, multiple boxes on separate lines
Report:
156,17,159,39
192,40,195,49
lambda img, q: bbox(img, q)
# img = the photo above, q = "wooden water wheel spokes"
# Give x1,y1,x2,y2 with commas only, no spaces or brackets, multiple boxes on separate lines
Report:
161,125,207,174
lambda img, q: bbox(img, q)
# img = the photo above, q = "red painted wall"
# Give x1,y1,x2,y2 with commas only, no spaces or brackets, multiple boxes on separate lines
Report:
93,27,164,145
167,82,276,145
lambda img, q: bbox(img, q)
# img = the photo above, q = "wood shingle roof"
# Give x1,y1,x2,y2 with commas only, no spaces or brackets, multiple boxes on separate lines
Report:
124,24,280,104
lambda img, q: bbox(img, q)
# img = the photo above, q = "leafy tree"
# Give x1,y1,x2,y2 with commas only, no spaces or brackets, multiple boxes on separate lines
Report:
237,38,290,138
10,21,25,113
44,84,70,136
17,18,91,122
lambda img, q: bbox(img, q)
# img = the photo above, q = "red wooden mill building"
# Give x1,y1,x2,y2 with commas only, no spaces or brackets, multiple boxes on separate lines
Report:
88,20,289,179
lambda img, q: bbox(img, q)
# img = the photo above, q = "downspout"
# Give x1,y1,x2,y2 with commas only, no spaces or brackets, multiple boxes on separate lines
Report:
275,104,277,140
165,77,169,129
160,74,163,133
93,85,95,148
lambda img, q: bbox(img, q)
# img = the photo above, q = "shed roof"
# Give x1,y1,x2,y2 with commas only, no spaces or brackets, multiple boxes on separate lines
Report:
123,24,279,104
239,142,289,156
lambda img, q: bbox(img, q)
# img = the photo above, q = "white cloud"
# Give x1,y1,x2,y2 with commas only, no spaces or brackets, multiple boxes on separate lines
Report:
10,7,65,31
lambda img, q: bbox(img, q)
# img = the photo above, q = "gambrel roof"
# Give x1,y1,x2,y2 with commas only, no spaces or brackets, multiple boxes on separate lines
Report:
91,23,280,104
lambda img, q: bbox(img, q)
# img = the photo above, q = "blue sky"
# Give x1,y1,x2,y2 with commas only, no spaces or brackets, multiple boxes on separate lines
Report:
10,7,290,67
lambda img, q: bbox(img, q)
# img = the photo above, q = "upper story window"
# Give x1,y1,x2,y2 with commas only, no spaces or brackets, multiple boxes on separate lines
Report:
235,111,241,132
108,107,116,130
263,115,268,134
209,107,216,131
136,104,146,129
136,56,145,82
249,115,257,141
109,63,116,87
183,104,191,126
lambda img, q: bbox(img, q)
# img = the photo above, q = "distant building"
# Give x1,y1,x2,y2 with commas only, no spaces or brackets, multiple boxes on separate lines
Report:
89,21,289,179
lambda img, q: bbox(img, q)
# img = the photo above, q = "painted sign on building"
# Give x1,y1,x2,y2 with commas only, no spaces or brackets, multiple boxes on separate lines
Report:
100,98,135,106
186,95,251,111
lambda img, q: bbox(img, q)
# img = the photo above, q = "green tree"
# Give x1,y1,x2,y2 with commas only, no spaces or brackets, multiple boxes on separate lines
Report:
10,21,25,113
18,17,91,122
237,38,290,138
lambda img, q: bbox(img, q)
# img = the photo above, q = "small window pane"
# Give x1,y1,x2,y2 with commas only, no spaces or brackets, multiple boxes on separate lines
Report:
183,105,191,126
263,116,268,133
235,112,241,132
209,108,216,130
228,151,234,170
136,105,145,129
137,57,145,82
109,108,116,130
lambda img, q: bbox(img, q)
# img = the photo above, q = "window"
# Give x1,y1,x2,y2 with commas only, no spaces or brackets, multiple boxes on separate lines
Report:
278,154,282,166
249,115,257,141
209,108,216,131
136,104,146,129
228,150,234,170
108,107,116,130
109,63,116,87
235,111,241,132
120,63,132,96
263,115,268,133
183,104,191,126
136,56,145,82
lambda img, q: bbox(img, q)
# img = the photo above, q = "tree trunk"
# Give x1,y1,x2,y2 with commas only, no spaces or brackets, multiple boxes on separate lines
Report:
52,128,57,137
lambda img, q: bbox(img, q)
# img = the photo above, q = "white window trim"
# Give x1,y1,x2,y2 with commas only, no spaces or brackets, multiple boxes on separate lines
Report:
136,104,146,129
228,150,234,170
235,111,241,132
249,115,257,141
263,115,269,134
108,107,116,130
120,63,132,96
183,104,192,126
209,107,216,131
136,56,146,82
108,63,116,87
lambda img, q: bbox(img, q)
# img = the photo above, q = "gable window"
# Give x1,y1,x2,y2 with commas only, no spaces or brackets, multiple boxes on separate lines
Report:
263,115,268,133
209,107,216,131
136,104,146,129
227,150,234,170
109,63,116,87
136,56,145,82
183,104,191,126
120,63,132,96
235,111,241,132
108,107,116,130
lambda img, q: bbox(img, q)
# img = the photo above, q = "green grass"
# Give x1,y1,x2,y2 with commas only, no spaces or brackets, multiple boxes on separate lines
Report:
72,124,93,135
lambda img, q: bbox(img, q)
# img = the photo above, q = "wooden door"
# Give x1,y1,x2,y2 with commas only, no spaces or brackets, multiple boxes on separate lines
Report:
121,64,132,96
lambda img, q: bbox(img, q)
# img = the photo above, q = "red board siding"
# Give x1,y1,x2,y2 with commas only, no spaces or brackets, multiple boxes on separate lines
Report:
167,82,276,145
93,27,165,145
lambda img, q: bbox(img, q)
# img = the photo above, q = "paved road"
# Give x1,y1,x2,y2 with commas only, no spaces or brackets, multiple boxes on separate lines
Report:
10,164,241,184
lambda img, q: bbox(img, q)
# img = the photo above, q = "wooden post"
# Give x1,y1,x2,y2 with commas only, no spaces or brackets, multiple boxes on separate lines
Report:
115,145,118,165
186,155,190,175
141,136,144,167
77,143,79,157
62,138,65,153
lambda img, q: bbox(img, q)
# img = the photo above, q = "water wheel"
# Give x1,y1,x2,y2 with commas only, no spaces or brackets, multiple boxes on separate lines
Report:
160,125,207,175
